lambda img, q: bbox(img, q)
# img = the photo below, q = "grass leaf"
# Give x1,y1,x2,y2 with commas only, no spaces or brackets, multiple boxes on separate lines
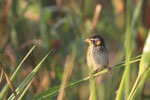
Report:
0,45,36,99
127,30,150,100
33,55,141,100
18,78,34,100
7,49,53,100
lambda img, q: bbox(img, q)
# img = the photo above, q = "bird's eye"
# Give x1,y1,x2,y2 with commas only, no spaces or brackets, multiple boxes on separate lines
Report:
90,39,95,42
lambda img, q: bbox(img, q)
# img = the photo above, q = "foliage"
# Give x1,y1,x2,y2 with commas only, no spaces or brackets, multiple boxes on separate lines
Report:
0,0,150,100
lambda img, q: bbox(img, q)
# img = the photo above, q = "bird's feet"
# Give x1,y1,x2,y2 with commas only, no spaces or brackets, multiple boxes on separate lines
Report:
107,67,111,71
104,66,111,71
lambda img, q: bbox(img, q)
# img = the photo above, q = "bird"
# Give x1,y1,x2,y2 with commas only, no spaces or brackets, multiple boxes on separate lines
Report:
85,35,109,73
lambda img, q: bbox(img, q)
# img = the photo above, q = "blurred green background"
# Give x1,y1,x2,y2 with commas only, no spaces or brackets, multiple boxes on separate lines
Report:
0,0,150,100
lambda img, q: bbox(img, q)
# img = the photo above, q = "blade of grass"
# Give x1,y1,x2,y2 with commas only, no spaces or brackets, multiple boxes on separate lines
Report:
123,0,131,98
115,51,132,100
0,63,17,100
33,85,60,100
0,64,4,83
91,4,102,32
33,55,141,100
57,47,75,100
115,0,144,99
18,78,34,100
57,55,74,100
139,30,150,74
128,68,150,100
8,49,53,100
88,72,96,100
127,30,150,100
131,0,144,30
0,45,36,99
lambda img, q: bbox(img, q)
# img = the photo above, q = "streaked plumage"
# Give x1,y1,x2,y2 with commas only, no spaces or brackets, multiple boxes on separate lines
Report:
85,35,109,72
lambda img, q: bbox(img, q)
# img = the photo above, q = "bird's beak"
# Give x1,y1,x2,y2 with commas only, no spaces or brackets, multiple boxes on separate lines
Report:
84,38,91,43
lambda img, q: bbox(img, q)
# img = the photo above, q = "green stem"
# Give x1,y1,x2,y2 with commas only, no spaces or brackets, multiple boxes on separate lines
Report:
34,55,141,99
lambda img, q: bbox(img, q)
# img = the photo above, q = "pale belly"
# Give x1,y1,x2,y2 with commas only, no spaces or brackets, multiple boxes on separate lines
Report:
86,46,109,71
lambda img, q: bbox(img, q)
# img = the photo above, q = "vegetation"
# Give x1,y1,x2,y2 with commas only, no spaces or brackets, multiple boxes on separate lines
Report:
0,0,150,100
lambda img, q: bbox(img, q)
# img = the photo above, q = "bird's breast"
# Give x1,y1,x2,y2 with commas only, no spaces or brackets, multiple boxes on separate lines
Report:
86,46,109,71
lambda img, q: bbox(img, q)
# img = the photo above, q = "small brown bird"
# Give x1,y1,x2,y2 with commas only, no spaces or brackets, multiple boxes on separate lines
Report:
85,35,109,73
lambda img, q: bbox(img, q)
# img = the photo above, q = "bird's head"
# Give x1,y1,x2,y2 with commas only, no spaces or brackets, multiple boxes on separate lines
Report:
85,35,105,47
